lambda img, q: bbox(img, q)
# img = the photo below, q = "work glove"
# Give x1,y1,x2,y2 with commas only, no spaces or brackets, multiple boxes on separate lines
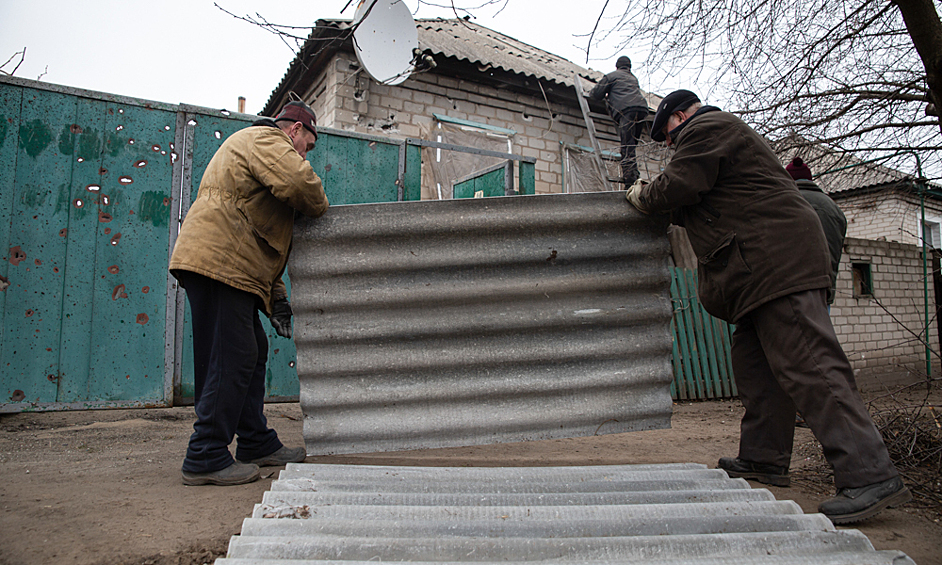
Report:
626,178,651,214
270,299,293,339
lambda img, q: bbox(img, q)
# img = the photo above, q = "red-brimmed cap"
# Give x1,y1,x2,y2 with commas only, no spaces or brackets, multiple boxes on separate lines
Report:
274,101,318,139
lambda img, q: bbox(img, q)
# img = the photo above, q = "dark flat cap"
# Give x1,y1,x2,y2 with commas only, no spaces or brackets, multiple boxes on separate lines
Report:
274,101,318,138
651,89,700,142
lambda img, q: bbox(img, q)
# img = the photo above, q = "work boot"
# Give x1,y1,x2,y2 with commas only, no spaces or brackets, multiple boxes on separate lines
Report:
181,461,260,486
241,445,307,467
819,476,912,524
717,457,790,487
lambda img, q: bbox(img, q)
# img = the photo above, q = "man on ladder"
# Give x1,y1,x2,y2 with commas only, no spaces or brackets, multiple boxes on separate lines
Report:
589,56,649,185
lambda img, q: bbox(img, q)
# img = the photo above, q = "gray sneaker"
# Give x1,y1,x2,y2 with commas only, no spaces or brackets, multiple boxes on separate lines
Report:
241,445,307,467
819,476,912,524
181,461,260,486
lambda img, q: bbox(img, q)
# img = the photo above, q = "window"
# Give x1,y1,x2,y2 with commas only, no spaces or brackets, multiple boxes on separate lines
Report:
852,262,873,298
923,219,941,249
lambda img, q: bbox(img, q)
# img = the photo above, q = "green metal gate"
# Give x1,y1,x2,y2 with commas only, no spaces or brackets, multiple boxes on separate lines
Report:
669,267,738,400
0,80,178,411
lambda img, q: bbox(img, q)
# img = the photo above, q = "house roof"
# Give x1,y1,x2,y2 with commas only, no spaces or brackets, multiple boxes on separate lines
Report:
264,18,609,116
414,18,604,88
773,135,941,197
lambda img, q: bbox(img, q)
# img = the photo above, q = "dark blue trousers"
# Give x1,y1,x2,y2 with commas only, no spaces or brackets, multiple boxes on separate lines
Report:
179,272,283,473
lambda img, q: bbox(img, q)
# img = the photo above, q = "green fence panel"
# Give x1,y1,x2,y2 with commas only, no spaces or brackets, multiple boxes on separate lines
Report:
309,133,403,204
1,85,69,405
454,164,506,199
0,82,175,410
0,83,21,400
519,161,535,195
668,267,737,401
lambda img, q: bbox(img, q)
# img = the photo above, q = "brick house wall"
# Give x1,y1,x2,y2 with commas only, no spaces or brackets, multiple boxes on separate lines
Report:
834,187,942,247
831,237,940,390
298,52,662,197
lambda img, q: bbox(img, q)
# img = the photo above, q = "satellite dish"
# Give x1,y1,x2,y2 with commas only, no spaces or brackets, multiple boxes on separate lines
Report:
353,0,419,85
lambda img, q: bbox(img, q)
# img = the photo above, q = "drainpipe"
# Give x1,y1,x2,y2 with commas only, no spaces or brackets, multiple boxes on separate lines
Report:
916,154,932,379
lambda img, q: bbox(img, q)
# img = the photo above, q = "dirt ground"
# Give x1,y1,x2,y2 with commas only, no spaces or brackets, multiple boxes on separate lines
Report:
1,397,940,565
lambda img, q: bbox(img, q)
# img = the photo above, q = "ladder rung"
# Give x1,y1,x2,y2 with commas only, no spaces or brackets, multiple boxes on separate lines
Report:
588,112,613,122
596,133,620,142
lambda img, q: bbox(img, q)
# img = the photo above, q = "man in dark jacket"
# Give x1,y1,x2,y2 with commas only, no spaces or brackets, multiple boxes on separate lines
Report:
627,90,909,524
786,157,847,306
589,56,649,185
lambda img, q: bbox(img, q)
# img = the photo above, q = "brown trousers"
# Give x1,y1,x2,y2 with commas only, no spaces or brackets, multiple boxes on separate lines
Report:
731,288,898,489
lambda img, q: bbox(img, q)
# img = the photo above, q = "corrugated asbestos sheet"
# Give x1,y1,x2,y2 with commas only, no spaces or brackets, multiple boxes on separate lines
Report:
289,192,673,455
216,462,915,564
415,19,604,87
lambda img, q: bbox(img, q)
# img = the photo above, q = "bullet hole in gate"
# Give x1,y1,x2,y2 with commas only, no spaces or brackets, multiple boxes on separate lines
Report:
11,390,25,402
134,160,147,168
110,233,122,246
119,176,133,185
25,309,34,317
86,184,100,192
112,284,128,300
99,212,112,223
59,228,67,237
141,286,149,294
214,131,222,139
108,265,120,274
74,199,84,208
104,228,111,235
115,125,124,131
136,313,149,325
70,124,83,134
9,246,26,266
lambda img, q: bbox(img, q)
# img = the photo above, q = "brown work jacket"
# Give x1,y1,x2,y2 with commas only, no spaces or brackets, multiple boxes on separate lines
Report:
639,109,830,323
169,122,329,315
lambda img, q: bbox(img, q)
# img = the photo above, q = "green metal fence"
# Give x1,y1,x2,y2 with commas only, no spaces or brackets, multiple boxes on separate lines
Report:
0,75,535,412
0,80,179,411
669,267,738,400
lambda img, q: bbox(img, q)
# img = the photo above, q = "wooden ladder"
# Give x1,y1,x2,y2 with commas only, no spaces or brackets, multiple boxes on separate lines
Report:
573,73,623,189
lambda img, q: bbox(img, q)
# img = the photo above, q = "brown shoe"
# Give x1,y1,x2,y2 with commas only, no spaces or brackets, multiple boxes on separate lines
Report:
182,461,260,486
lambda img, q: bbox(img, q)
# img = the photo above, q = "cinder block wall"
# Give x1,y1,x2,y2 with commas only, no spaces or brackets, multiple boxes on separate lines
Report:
831,237,940,391
307,52,657,196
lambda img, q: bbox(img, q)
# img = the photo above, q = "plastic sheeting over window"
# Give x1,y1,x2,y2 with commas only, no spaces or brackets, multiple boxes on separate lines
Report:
564,141,673,193
421,121,513,200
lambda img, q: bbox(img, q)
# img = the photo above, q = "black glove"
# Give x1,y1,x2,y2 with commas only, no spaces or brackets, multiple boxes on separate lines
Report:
270,299,293,339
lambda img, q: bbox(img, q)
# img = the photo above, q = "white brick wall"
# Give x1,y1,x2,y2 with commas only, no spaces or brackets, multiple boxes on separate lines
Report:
836,189,942,247
304,52,655,197
831,237,940,390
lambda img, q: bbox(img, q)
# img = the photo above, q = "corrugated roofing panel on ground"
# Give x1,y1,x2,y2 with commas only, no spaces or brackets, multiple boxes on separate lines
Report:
217,463,914,564
289,192,673,456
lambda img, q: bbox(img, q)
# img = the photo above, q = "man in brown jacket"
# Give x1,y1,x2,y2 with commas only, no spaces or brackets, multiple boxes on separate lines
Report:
627,90,910,524
170,101,329,486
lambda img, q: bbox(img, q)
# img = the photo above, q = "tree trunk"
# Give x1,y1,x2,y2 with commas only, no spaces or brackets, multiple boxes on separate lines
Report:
892,0,942,137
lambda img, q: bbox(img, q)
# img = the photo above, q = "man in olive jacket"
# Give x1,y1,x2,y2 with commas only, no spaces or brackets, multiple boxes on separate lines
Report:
170,101,329,486
627,90,909,524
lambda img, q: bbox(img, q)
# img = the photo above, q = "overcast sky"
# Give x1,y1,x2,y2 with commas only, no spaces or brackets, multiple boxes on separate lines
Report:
0,1,694,115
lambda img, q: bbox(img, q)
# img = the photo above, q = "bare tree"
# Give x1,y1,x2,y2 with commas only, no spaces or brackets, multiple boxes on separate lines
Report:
592,0,942,180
